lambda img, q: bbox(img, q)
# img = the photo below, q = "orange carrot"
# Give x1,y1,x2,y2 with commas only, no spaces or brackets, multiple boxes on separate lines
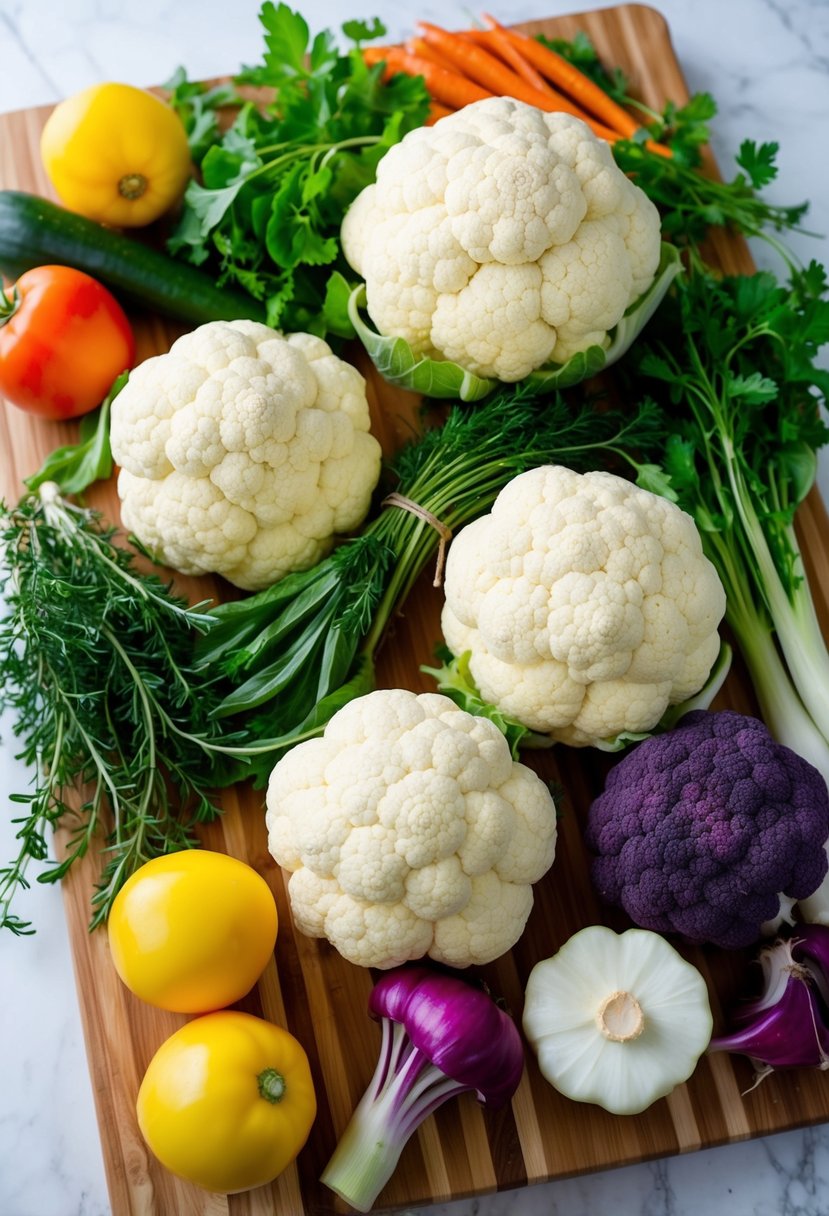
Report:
361,45,394,67
416,21,567,111
476,26,556,98
379,47,494,110
365,40,470,86
364,25,670,157
405,36,459,72
459,26,619,129
416,20,627,141
456,29,491,45
489,19,640,137
489,20,673,158
640,136,673,159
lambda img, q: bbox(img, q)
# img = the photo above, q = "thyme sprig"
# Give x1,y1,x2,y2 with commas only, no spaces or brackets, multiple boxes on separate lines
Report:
0,485,239,933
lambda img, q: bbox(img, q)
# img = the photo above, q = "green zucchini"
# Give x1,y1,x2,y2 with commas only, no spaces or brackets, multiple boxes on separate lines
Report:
0,190,266,325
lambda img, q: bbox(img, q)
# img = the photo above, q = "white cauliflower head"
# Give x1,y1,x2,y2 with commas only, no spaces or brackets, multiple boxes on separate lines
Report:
341,97,661,382
266,688,557,969
110,321,382,590
441,466,726,747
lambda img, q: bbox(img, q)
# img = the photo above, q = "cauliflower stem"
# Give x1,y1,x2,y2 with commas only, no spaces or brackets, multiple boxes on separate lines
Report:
425,640,733,757
349,243,681,401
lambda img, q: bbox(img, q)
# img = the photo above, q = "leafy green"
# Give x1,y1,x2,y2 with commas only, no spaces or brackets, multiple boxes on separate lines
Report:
624,263,829,780
347,285,497,402
24,373,126,496
163,69,239,164
348,244,681,400
420,650,551,758
614,137,809,265
166,5,429,339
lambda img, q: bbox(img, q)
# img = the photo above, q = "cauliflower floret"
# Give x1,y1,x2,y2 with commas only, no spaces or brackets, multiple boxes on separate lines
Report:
110,320,382,590
341,97,661,382
266,689,557,969
441,466,726,748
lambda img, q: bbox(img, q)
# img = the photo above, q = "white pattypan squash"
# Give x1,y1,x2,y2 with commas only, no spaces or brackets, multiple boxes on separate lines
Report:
522,924,712,1115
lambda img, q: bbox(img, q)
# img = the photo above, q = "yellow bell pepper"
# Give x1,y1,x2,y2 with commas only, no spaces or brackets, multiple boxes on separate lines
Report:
40,82,191,227
137,1011,317,1193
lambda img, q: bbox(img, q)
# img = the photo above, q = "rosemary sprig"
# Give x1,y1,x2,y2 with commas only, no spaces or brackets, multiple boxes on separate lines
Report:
0,484,240,933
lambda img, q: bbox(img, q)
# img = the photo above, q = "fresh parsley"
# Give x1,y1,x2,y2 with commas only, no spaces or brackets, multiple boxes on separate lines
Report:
622,264,829,777
165,4,430,339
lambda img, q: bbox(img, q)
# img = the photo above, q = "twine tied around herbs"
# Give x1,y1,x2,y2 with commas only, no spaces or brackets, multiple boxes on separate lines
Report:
382,493,453,587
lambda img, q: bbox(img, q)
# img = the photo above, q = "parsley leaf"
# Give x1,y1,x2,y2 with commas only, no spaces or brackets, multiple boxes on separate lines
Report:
342,17,386,43
736,139,780,188
257,2,311,78
164,70,239,165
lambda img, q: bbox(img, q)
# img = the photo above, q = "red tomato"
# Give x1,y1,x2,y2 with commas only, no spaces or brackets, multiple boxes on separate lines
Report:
0,265,135,420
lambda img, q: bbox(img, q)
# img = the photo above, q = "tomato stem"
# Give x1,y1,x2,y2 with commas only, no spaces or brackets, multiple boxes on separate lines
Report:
257,1068,286,1103
0,284,20,326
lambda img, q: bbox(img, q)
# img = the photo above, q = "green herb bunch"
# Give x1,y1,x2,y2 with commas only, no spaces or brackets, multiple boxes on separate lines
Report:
166,3,430,338
0,486,240,933
197,387,665,784
626,261,829,780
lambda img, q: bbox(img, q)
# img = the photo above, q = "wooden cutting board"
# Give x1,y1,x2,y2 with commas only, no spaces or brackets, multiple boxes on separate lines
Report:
3,6,829,1214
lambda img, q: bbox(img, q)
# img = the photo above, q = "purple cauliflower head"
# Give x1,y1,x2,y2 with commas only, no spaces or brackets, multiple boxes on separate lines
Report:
585,710,829,949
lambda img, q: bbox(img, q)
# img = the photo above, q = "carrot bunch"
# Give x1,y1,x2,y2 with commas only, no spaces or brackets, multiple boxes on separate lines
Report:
364,15,671,157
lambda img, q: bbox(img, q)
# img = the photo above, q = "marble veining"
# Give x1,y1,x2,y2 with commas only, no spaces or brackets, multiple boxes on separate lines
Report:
1,0,828,1213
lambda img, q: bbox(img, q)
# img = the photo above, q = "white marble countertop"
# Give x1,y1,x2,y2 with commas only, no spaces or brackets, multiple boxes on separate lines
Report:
1,1,828,1214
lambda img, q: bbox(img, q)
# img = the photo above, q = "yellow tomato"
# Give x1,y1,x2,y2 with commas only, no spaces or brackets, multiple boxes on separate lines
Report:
137,1011,317,1193
40,82,191,227
107,850,278,1013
